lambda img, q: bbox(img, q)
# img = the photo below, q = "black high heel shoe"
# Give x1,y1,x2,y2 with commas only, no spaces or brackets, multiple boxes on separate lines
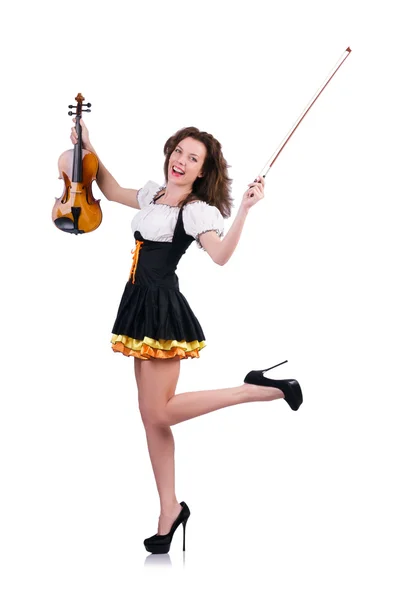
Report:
244,360,303,411
143,501,190,554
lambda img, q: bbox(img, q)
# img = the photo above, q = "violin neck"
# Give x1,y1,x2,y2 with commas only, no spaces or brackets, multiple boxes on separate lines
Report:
72,115,83,182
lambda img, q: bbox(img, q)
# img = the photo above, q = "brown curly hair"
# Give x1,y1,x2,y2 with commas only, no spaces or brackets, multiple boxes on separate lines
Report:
161,126,234,218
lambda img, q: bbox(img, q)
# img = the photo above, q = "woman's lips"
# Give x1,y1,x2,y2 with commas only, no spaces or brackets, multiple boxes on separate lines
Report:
171,166,184,177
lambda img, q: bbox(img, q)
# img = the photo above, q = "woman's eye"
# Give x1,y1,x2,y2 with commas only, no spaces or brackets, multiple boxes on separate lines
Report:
174,148,196,161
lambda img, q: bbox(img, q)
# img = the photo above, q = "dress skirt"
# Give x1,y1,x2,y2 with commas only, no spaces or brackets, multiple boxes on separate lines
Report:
111,227,206,360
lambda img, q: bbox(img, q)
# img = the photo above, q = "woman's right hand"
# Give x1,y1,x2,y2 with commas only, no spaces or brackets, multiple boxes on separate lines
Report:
70,117,92,150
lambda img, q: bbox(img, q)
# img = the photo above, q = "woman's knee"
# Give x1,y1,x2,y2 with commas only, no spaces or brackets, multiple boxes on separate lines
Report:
138,397,169,427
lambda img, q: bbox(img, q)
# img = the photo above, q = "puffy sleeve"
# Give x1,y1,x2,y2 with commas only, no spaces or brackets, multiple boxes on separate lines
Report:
137,180,163,208
183,201,224,250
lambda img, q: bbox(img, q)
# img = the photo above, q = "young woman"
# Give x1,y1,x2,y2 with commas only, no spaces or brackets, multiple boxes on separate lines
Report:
71,120,303,554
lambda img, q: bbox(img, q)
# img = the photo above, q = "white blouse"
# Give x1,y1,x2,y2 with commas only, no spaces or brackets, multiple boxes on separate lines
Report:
130,180,224,250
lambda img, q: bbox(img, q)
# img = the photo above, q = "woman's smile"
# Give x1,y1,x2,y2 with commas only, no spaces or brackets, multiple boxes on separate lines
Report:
171,165,185,178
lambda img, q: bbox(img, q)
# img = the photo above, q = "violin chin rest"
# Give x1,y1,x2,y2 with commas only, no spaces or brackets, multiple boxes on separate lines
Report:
54,217,85,234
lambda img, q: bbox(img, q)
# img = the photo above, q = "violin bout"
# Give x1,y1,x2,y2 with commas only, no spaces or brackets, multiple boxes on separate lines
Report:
53,149,102,234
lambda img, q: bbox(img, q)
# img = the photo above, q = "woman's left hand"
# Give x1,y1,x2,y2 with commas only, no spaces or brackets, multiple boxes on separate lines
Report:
242,175,265,209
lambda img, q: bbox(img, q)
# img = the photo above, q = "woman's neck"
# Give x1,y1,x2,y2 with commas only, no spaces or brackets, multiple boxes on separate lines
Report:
162,181,191,205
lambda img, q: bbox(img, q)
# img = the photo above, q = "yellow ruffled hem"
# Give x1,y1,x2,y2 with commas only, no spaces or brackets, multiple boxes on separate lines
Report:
110,334,206,360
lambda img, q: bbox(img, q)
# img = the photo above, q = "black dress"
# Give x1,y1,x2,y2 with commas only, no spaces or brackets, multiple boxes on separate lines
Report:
111,194,207,360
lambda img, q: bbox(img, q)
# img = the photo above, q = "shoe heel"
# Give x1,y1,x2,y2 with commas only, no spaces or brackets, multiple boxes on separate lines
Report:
182,519,187,551
263,359,288,373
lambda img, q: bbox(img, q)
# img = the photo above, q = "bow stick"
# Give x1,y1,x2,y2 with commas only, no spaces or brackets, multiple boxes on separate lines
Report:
250,46,351,193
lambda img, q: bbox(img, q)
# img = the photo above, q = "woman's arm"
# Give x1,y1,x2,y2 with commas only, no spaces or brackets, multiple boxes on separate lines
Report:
89,147,140,209
199,176,265,266
199,203,249,266
71,118,140,209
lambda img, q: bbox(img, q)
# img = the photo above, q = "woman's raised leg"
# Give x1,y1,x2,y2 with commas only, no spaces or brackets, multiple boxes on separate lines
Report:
139,358,284,428
163,381,284,425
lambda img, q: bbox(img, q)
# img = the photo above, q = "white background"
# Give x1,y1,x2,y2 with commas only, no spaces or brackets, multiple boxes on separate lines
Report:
1,0,396,598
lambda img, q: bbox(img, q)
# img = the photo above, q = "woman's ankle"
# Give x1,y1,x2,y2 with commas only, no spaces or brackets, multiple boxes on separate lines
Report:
160,499,180,515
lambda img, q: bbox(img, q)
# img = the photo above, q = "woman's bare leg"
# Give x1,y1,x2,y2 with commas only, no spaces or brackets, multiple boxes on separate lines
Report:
164,382,283,426
137,357,284,534
135,357,182,535
139,358,284,428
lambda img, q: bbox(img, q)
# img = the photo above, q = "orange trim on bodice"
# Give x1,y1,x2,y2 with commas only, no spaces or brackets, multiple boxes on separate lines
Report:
129,240,144,283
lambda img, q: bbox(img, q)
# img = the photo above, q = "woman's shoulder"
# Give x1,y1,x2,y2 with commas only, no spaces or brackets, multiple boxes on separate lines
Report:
138,181,165,207
182,199,224,250
183,198,224,231
183,197,223,218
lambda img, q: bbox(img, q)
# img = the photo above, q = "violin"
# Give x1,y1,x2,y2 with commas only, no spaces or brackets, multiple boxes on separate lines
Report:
52,93,102,234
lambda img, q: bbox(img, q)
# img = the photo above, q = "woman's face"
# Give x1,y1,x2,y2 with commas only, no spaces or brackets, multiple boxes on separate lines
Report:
168,137,207,186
